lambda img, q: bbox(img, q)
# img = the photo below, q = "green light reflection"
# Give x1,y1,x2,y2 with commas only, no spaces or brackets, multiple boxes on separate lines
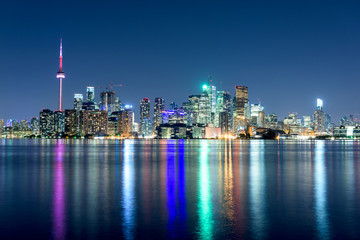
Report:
198,140,213,240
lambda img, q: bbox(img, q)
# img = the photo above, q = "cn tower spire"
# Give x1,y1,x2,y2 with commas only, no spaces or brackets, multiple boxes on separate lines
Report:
56,38,65,111
59,38,63,71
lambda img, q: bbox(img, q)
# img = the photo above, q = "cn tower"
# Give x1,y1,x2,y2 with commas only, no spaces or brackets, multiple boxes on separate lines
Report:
56,38,65,111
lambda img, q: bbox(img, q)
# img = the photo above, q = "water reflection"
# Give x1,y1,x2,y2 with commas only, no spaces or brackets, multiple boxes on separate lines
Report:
178,140,186,229
53,140,66,240
122,140,135,239
167,140,177,235
314,141,330,239
198,140,213,239
249,140,267,239
1,140,360,239
224,141,234,221
166,140,187,237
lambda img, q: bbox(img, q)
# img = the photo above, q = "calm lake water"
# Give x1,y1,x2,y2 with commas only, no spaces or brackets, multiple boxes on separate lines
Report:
0,139,360,239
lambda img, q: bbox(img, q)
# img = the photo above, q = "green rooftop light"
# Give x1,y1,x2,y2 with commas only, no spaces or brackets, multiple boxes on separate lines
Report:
202,84,208,90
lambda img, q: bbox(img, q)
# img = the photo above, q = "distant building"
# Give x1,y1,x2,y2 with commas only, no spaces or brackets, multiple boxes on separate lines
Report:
153,97,165,132
250,102,264,127
303,115,312,128
30,117,40,133
140,98,151,137
157,123,187,139
258,111,265,128
74,94,83,111
169,102,178,110
219,111,230,135
162,109,185,125
82,86,98,111
334,126,360,139
19,120,29,130
314,98,325,133
40,109,54,137
199,85,212,124
108,113,118,136
233,86,249,135
54,111,65,133
284,113,298,125
80,110,108,136
325,114,332,130
118,106,134,138
215,91,232,128
87,86,95,102
339,115,359,127
65,109,78,135
182,95,200,125
100,91,116,114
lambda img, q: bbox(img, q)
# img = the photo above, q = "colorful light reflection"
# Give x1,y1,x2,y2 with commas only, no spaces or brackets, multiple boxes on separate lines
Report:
53,140,66,240
198,140,213,239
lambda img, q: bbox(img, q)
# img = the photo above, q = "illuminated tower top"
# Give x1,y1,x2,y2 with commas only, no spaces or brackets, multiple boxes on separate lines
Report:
56,38,65,79
317,98,323,111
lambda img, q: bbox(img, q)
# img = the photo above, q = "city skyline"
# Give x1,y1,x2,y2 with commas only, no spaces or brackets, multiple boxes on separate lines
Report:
1,1,360,122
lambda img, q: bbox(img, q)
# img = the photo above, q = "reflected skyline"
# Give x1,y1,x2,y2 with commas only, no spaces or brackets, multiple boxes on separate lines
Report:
314,140,330,239
197,140,214,239
122,140,135,240
53,140,66,240
249,140,267,240
0,139,360,239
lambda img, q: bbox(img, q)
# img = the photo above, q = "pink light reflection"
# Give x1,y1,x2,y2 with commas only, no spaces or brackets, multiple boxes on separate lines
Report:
53,140,66,240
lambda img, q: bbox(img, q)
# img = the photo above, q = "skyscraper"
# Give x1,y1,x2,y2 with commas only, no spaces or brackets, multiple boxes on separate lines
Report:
198,85,212,124
207,76,217,114
153,97,165,132
140,98,151,137
65,109,78,135
87,87,95,103
74,94,83,111
314,98,325,133
54,111,65,133
56,38,65,111
30,117,40,134
250,102,264,127
215,91,232,128
40,109,54,137
80,110,108,136
233,86,249,134
100,91,116,114
118,105,134,138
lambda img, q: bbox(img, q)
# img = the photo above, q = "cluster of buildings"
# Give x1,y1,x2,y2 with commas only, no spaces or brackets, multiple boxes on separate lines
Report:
1,39,359,139
1,82,357,139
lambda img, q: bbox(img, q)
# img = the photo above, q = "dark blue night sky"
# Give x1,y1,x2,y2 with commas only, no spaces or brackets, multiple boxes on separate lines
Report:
1,0,359,122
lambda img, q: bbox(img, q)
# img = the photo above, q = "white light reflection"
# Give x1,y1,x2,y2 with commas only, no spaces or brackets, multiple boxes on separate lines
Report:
314,140,330,239
122,140,135,240
249,140,267,239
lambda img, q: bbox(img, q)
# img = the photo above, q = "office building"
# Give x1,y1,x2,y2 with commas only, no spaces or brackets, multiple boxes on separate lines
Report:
54,111,65,133
198,85,212,124
40,109,54,137
80,110,108,136
30,117,40,133
233,86,249,134
100,91,116,114
215,91,232,128
169,102,178,110
140,98,151,137
153,97,165,132
118,106,134,137
65,109,78,135
87,86,95,102
74,94,83,111
314,98,325,133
